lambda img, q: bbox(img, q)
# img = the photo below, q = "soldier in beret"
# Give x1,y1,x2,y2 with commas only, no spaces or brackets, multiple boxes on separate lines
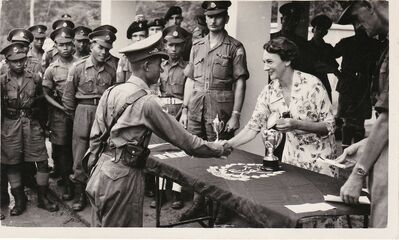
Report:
179,0,249,224
308,15,338,101
116,20,148,83
73,26,92,59
27,25,47,62
192,14,209,41
164,5,192,62
1,42,59,216
85,32,231,227
42,27,78,201
148,18,165,36
43,16,75,71
62,30,117,212
93,25,119,71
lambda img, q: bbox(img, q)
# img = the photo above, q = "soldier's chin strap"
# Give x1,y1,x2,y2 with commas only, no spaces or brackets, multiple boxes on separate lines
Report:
82,85,148,174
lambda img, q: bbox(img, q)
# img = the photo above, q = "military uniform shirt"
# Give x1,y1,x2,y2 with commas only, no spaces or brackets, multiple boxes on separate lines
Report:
62,56,116,112
160,58,188,99
185,30,249,122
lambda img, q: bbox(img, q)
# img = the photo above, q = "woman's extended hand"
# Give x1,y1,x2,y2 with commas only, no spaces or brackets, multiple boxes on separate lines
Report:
275,118,298,133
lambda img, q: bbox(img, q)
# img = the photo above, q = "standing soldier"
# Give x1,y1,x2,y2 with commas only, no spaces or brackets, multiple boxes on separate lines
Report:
92,25,119,71
62,30,117,211
27,25,47,62
152,25,190,210
42,17,75,70
116,20,148,83
73,26,92,60
42,27,77,201
334,18,380,150
308,15,339,102
85,32,231,227
179,1,249,223
164,6,192,61
1,42,58,216
148,18,165,36
5,29,44,190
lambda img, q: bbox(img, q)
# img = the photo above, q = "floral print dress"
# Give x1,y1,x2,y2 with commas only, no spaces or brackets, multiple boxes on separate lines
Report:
246,70,338,177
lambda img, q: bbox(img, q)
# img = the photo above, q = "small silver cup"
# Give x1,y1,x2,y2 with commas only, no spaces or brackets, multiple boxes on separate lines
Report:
260,127,283,171
212,114,225,141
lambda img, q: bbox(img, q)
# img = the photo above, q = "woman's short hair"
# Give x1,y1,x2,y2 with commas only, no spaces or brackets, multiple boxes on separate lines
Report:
263,37,298,62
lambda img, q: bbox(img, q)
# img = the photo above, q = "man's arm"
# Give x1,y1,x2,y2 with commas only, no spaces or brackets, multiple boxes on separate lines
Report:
225,78,245,132
143,97,228,158
340,112,388,204
179,77,194,128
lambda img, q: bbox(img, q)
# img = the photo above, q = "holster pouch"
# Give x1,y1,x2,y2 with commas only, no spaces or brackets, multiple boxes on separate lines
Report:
120,143,150,169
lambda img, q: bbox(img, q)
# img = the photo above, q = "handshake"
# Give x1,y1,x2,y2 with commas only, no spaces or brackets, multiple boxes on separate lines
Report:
214,140,233,157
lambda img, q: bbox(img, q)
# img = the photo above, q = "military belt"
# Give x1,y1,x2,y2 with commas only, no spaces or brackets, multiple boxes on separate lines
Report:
194,82,232,91
4,108,33,119
77,98,100,106
158,96,183,105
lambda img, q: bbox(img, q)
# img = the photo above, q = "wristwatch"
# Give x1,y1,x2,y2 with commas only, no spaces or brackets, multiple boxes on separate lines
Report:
354,167,368,177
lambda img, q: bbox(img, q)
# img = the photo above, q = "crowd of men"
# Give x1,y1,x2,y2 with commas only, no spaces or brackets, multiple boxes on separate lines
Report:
0,0,389,228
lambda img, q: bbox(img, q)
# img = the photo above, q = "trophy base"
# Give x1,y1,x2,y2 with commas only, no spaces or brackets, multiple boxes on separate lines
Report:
259,159,280,172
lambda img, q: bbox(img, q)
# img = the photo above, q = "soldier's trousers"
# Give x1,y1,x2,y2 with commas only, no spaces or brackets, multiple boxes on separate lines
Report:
86,152,145,227
71,104,97,183
52,144,73,177
369,145,388,227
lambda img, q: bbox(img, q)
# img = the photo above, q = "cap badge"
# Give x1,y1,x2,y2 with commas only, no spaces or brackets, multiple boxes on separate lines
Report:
155,20,159,25
210,2,216,8
172,31,179,37
149,47,160,54
38,27,42,32
105,35,110,41
63,22,68,27
20,32,25,38
81,30,85,34
61,32,67,38
13,47,19,53
139,23,143,28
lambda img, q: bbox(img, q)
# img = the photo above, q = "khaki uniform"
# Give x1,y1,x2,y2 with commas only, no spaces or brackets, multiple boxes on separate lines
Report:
1,70,48,165
27,47,44,63
43,58,77,145
106,55,119,72
86,76,224,227
185,31,249,140
159,58,187,116
62,56,116,183
42,47,60,71
116,55,131,83
369,45,388,228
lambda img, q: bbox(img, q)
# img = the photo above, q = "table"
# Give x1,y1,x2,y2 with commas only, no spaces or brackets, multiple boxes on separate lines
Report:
146,142,370,228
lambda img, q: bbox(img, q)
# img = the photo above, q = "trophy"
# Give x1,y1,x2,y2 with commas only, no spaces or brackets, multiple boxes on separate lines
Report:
260,112,283,171
212,114,225,141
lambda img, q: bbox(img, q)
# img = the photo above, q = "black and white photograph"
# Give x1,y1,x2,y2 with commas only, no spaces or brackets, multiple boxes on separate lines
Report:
0,0,397,238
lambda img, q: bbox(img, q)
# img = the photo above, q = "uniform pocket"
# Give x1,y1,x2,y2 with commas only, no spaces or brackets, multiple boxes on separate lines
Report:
80,79,94,93
193,58,204,78
213,55,230,80
101,160,130,181
170,84,184,96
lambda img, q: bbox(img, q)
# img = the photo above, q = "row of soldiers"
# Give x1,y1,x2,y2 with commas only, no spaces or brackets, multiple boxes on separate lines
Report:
0,4,207,220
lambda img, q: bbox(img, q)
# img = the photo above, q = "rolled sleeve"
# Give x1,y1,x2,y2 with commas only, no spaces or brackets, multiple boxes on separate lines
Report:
42,67,54,90
375,52,389,113
184,48,195,79
62,64,78,111
233,45,250,81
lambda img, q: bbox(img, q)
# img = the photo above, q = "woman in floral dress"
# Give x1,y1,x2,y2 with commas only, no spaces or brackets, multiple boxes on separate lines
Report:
228,37,338,177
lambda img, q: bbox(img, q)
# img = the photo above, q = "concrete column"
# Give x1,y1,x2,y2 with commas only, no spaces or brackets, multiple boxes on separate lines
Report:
229,1,272,156
101,0,137,57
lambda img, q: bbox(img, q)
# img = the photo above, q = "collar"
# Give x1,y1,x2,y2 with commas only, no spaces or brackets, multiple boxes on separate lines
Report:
162,58,185,68
205,30,228,51
126,75,151,90
85,56,105,72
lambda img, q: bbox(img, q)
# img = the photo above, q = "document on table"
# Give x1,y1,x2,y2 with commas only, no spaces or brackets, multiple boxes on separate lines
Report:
148,143,169,149
285,202,336,213
324,194,370,205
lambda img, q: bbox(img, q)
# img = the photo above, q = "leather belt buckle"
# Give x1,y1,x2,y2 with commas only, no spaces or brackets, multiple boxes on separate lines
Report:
93,98,99,105
204,82,209,90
